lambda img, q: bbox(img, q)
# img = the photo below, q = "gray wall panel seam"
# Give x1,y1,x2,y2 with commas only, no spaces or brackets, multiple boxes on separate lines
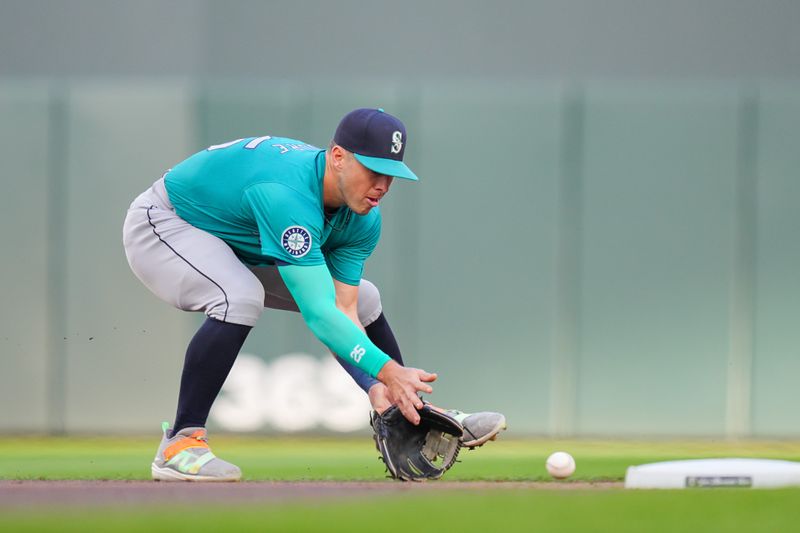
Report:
46,84,69,435
397,85,422,361
550,84,584,436
726,86,759,437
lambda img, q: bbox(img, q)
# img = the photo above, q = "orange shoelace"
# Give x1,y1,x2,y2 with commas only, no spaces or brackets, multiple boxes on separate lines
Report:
163,430,210,461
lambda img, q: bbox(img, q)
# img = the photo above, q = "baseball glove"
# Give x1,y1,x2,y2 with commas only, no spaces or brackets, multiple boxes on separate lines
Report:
370,404,464,482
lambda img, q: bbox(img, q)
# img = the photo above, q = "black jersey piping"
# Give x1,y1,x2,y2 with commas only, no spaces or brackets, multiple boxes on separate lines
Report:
146,206,230,322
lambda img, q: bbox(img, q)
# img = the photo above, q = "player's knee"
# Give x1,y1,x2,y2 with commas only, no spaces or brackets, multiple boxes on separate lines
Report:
358,279,383,326
209,279,265,327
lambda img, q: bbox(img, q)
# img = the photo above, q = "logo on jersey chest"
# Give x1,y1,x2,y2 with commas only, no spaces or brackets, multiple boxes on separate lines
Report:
281,226,312,257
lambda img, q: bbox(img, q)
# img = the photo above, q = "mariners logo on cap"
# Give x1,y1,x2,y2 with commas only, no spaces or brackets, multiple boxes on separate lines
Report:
390,131,403,154
281,226,312,257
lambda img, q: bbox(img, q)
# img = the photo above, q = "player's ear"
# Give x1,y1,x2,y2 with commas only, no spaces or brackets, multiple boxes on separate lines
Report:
329,144,349,170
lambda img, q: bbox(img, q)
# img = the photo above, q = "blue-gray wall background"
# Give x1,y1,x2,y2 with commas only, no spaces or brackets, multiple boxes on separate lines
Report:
1,0,798,437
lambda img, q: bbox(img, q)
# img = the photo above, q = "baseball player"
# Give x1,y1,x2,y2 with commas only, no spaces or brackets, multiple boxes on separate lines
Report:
123,108,505,481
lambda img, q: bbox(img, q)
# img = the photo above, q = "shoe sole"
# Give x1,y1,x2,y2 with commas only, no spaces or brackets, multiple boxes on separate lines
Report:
151,463,241,482
462,415,508,449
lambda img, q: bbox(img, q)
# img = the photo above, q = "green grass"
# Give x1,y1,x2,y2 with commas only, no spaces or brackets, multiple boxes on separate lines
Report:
3,486,800,532
2,435,800,481
2,437,800,531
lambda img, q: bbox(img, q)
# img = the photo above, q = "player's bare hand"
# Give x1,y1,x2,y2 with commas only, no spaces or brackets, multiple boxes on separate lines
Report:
376,360,438,425
368,383,395,414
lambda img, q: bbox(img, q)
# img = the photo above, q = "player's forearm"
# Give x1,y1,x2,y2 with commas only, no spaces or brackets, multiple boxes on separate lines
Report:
278,264,390,377
303,308,389,377
333,353,380,392
334,305,380,392
339,307,366,334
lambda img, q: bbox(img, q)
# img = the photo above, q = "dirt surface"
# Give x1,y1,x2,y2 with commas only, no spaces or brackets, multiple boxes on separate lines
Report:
0,480,623,507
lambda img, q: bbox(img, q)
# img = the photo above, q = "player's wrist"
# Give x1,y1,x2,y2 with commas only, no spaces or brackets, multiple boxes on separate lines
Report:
376,359,400,383
367,382,391,414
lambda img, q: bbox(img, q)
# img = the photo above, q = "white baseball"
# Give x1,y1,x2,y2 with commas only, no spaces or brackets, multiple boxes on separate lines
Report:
546,451,576,479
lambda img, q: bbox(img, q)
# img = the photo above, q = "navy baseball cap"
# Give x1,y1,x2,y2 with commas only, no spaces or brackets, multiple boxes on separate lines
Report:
333,108,419,181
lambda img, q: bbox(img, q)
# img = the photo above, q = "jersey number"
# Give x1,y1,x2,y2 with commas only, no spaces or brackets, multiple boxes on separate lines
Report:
207,136,272,151
350,345,366,364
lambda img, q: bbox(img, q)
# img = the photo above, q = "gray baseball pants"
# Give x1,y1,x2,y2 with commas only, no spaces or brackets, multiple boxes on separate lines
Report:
122,177,383,328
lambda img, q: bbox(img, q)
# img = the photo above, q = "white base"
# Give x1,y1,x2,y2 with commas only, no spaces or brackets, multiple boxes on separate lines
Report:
625,458,800,489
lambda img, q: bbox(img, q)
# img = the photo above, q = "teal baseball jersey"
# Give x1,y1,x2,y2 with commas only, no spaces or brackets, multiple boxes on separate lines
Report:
164,136,381,285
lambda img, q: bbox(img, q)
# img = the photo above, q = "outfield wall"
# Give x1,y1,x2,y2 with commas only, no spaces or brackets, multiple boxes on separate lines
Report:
1,81,798,437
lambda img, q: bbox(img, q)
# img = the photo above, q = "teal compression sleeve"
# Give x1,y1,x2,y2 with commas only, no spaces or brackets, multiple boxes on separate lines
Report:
277,264,391,378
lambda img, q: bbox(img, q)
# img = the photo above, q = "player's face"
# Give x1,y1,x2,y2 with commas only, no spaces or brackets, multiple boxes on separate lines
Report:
338,152,393,215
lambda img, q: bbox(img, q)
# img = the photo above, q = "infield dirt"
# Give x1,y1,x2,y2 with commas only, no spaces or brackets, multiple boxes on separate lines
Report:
0,480,622,507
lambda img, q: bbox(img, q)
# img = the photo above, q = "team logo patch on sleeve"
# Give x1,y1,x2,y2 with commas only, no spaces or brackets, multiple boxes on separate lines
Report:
281,226,312,257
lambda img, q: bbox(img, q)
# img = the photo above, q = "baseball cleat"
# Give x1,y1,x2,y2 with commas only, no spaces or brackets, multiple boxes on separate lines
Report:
445,410,507,449
151,422,241,482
